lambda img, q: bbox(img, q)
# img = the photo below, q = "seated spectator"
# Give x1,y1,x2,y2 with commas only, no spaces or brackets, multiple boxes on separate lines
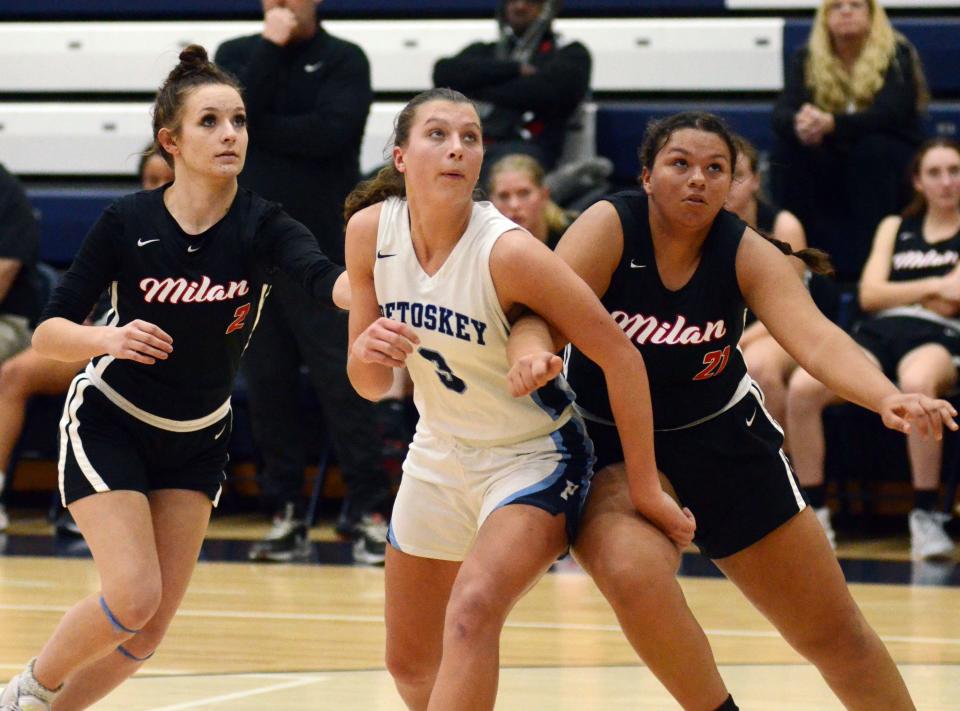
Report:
0,151,172,532
786,138,960,559
727,136,808,431
770,0,928,280
433,0,591,175
487,153,572,248
0,163,44,531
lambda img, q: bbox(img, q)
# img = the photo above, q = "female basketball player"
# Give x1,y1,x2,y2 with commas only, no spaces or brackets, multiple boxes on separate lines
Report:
344,90,738,711
0,45,347,711
507,111,955,710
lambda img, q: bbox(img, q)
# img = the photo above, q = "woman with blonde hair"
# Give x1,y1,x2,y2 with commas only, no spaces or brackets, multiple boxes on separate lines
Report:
487,153,572,249
771,0,928,279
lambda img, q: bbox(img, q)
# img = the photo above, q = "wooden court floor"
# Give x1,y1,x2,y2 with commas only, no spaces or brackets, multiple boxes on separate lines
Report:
2,526,960,711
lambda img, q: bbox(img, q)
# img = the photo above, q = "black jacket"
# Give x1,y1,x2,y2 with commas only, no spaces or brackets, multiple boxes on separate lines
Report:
216,27,372,264
433,30,591,168
772,41,925,148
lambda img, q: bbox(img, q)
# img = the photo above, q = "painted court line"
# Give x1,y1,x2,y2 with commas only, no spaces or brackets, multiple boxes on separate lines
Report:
147,675,325,710
3,603,960,647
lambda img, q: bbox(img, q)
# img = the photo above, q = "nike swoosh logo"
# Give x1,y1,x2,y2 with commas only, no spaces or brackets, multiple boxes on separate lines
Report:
137,238,160,247
377,250,397,259
214,423,227,440
187,244,201,253
746,408,756,427
629,259,646,269
304,61,324,73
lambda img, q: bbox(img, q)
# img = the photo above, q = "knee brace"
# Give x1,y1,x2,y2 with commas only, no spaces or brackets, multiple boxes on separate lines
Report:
98,594,141,635
115,644,155,663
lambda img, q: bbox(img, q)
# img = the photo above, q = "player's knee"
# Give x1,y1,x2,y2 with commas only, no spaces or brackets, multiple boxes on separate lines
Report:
103,577,163,632
444,584,508,643
897,369,938,397
385,645,439,689
602,559,679,614
795,610,870,666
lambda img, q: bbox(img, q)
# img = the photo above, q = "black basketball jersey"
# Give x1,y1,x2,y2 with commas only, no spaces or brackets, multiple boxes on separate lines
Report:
41,186,342,424
887,214,960,282
567,191,749,430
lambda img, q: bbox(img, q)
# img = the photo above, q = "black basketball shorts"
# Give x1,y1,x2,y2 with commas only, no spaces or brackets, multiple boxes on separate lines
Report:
58,374,231,506
587,382,806,559
852,315,960,381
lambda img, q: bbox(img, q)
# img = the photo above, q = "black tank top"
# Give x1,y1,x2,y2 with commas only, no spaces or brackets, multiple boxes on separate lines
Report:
888,214,960,282
567,191,749,430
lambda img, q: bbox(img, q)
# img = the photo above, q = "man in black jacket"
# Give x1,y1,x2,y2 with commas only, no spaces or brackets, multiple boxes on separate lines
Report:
433,0,591,173
216,0,390,564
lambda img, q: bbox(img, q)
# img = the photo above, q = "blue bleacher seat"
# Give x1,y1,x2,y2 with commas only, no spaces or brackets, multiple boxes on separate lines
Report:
597,101,960,185
27,187,128,268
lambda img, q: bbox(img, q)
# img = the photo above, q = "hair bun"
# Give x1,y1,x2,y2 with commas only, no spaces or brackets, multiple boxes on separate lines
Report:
177,44,209,70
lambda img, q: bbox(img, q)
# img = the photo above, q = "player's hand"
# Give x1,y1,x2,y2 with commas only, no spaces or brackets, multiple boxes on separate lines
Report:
632,489,696,549
262,7,298,46
507,351,562,397
352,318,419,368
879,392,958,440
102,320,173,365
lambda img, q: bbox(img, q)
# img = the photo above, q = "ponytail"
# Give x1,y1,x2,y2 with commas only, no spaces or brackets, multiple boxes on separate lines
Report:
760,231,834,276
344,164,406,223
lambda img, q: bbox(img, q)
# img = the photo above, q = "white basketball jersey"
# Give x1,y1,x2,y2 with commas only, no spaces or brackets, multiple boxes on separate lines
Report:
374,197,575,444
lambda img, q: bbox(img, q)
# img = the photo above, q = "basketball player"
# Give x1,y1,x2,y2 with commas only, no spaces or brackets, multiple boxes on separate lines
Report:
507,111,955,710
0,45,347,711
344,90,741,710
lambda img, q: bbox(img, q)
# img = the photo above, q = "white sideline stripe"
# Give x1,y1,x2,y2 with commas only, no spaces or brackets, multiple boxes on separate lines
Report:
147,675,326,710
2,603,960,646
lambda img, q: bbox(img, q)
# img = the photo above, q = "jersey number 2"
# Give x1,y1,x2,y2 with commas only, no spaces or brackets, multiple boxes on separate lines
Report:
693,345,731,381
418,347,467,394
226,303,251,335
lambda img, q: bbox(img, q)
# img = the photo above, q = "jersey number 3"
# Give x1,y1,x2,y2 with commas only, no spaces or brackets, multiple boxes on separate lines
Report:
693,345,731,381
418,347,467,394
226,303,251,335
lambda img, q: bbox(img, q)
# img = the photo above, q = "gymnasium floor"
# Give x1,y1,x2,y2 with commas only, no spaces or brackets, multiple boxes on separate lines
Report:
1,513,958,710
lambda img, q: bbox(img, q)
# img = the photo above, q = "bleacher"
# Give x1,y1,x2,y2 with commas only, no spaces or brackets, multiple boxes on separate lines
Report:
3,0,959,511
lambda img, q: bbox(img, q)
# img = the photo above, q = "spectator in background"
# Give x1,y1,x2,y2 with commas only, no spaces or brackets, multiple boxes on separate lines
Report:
433,0,591,175
0,151,172,535
787,138,960,559
770,0,928,280
487,153,571,249
0,163,43,532
726,136,808,432
216,0,392,565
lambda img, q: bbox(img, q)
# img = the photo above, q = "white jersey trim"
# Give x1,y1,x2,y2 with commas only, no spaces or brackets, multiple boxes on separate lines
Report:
59,375,110,503
578,372,754,432
874,305,960,332
84,361,230,432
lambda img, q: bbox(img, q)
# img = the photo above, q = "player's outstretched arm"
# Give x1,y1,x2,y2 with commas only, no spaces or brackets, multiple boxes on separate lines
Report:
739,229,958,439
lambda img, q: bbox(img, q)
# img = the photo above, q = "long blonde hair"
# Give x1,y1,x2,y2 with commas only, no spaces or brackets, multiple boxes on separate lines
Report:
805,0,928,113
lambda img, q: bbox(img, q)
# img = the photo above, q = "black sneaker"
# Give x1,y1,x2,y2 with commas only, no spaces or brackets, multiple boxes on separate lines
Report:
352,513,388,566
248,504,310,562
